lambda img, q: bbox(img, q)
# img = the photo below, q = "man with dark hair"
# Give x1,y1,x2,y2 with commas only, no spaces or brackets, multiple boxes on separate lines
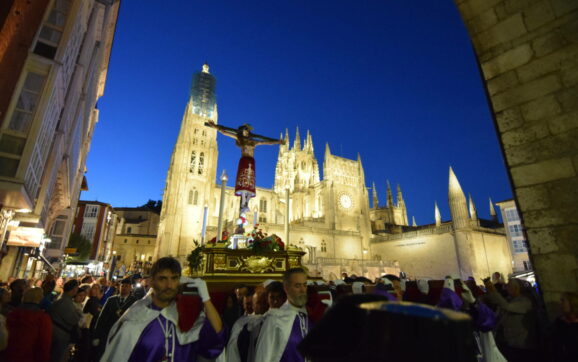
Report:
49,279,82,362
131,273,146,300
223,285,249,329
8,278,27,308
101,257,226,361
92,277,136,360
255,268,312,361
267,281,287,309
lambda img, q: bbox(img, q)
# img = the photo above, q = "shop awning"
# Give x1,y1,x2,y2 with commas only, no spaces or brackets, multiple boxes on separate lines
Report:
6,227,44,247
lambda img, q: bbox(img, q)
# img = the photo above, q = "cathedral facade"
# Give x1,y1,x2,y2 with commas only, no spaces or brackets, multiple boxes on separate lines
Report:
156,65,513,281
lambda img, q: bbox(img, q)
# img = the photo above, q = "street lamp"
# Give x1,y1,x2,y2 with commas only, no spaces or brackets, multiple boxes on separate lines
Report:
217,170,227,244
285,186,290,246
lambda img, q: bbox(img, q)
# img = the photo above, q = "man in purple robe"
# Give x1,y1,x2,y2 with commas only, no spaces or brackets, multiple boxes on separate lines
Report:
100,257,226,362
254,268,312,362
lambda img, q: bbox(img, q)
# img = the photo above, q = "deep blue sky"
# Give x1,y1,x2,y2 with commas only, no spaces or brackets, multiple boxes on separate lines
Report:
84,0,512,225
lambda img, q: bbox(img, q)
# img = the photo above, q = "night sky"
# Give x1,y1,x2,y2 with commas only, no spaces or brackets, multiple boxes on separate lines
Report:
83,0,513,225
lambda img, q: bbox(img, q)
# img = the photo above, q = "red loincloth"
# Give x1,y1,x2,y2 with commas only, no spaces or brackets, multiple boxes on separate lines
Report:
235,156,256,196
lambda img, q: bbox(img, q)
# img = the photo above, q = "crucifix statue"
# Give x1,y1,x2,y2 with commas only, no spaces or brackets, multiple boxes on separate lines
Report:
205,121,285,231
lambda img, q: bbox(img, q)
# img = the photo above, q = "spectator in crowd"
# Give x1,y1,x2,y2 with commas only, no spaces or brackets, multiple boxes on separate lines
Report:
92,277,136,361
74,285,89,311
2,287,52,362
8,278,27,309
74,284,103,361
0,288,10,316
40,279,58,311
100,280,118,305
492,272,508,298
484,277,538,362
80,275,94,284
49,279,82,362
100,257,226,361
131,273,146,300
0,312,6,352
551,292,578,361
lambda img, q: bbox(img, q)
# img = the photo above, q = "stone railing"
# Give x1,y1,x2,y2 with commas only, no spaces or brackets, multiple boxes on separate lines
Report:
370,224,453,243
315,257,396,268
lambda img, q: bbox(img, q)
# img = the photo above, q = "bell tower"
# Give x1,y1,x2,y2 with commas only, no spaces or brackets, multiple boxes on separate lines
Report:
156,64,219,259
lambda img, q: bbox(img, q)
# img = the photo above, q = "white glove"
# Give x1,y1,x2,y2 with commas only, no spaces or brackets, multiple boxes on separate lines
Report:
400,278,407,292
461,281,476,304
417,279,429,294
180,276,195,284
186,278,210,303
352,282,364,295
443,277,455,292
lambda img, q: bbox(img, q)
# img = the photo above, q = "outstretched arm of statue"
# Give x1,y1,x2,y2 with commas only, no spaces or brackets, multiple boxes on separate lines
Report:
253,136,286,146
204,121,238,140
256,138,285,146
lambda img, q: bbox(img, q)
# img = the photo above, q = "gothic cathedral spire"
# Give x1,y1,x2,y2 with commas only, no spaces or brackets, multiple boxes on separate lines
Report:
448,167,469,229
372,181,379,209
294,127,301,151
156,64,220,259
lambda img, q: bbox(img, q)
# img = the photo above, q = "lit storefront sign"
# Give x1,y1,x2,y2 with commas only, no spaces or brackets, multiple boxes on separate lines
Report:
7,227,44,247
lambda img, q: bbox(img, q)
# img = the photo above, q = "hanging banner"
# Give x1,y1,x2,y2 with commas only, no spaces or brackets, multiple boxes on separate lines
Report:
7,227,44,247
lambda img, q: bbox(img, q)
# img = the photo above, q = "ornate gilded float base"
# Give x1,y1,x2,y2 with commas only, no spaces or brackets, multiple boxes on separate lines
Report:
184,247,306,287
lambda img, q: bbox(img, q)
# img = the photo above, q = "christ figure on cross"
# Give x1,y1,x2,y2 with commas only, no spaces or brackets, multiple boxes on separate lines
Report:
205,121,285,216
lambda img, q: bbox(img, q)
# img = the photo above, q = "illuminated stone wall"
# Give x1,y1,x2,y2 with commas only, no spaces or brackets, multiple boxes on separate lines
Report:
455,0,578,315
371,226,512,280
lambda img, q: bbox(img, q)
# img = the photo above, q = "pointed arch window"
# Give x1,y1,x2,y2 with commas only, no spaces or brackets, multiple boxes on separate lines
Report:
189,151,196,173
193,138,198,145
198,152,204,175
259,199,267,212
188,189,199,205
321,240,327,253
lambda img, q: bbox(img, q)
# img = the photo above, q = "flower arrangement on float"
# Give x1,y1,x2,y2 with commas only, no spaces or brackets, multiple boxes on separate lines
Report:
206,231,230,247
246,224,285,252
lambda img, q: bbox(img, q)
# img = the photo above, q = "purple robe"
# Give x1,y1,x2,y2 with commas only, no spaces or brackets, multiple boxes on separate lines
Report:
437,288,464,311
279,313,312,362
129,305,226,362
373,287,398,301
471,302,497,332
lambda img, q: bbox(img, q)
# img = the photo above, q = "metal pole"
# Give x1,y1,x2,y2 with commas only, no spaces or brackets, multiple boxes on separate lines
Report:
285,187,290,246
217,170,228,242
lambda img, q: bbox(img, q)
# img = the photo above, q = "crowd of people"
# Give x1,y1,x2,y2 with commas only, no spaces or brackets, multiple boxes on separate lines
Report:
0,263,576,362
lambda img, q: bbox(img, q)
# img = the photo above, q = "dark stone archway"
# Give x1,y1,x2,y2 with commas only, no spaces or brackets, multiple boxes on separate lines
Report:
454,0,578,316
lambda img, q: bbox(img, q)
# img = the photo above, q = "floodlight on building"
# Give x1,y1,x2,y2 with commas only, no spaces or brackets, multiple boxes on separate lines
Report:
16,208,31,213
